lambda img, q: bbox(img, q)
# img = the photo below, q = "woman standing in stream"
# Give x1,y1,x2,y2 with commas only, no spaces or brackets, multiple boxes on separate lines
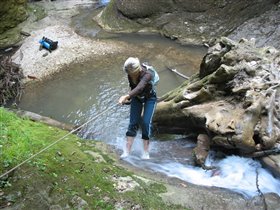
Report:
118,57,158,160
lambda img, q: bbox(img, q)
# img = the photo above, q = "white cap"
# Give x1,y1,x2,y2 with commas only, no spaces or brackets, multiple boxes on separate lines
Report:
123,57,141,74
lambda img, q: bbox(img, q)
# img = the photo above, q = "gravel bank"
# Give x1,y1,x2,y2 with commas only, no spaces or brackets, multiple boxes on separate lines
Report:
11,0,128,83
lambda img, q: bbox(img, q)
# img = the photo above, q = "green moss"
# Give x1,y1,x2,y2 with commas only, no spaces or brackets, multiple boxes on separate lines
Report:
0,0,28,34
0,108,186,209
27,3,47,21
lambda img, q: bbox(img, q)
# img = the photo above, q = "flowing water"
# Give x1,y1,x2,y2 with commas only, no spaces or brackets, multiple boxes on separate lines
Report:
17,5,280,199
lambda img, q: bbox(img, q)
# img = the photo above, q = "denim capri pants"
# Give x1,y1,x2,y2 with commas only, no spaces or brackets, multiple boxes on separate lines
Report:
126,96,157,140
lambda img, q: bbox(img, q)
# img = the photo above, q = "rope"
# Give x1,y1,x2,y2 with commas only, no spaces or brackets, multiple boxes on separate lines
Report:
0,103,119,179
255,168,268,210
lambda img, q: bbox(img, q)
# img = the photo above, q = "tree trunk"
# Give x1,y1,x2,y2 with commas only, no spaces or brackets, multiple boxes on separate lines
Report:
153,37,280,166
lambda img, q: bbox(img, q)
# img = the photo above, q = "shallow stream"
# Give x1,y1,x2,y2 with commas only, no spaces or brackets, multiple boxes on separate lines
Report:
18,5,280,198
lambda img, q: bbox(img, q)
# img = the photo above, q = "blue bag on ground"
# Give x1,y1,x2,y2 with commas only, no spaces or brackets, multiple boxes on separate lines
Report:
39,37,58,52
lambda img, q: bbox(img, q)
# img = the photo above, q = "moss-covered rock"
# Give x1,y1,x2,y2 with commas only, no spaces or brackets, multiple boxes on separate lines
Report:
0,0,28,48
0,108,183,209
0,0,28,34
0,1,47,48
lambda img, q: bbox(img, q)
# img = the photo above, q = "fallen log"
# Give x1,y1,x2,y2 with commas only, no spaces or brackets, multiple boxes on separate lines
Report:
154,37,280,168
11,109,77,132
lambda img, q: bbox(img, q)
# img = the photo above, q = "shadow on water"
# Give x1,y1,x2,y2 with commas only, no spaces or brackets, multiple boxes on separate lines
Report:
17,5,280,198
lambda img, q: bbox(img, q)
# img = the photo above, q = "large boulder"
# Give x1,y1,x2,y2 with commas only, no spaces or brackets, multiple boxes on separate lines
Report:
0,0,28,34
0,0,28,48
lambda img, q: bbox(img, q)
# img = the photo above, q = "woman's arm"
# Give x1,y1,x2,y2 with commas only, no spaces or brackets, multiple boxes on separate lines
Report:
128,73,151,98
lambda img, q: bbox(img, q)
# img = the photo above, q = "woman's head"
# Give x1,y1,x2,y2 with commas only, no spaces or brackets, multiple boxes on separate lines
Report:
123,57,141,75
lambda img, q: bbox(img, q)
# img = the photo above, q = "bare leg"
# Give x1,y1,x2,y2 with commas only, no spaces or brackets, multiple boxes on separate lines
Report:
142,139,150,159
126,136,134,153
143,139,149,152
121,136,134,159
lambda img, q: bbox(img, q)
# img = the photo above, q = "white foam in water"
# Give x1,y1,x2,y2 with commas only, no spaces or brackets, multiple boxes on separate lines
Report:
92,125,280,198
116,136,146,156
213,156,280,196
124,149,280,198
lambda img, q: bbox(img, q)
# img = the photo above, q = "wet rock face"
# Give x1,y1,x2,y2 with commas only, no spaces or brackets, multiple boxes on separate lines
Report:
116,0,230,14
99,0,279,47
115,0,172,18
0,0,28,34
229,5,280,49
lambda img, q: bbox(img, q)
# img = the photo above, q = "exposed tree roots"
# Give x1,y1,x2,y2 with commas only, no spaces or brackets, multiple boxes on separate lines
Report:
0,55,24,106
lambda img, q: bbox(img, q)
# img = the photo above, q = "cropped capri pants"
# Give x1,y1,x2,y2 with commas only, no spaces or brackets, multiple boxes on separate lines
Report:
126,96,157,140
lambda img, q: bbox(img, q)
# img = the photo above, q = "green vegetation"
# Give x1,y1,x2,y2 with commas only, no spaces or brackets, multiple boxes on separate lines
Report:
0,108,185,209
27,3,47,22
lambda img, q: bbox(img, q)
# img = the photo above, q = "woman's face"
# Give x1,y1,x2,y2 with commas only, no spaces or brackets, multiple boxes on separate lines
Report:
128,69,140,78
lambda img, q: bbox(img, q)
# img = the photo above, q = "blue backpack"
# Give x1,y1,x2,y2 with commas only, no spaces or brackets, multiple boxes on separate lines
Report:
39,37,58,52
142,63,159,88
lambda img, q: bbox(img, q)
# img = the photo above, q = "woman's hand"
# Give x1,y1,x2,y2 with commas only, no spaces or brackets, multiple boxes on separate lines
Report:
118,95,130,105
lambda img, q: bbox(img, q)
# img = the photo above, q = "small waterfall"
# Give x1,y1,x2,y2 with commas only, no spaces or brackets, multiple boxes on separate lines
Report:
121,140,280,198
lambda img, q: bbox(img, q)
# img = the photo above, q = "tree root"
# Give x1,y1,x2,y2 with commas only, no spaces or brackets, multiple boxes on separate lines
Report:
0,55,24,105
